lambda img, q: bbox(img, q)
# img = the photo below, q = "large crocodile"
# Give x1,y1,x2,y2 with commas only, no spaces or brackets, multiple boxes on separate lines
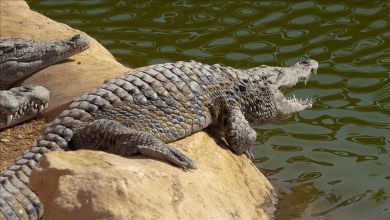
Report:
0,59,318,219
0,34,90,129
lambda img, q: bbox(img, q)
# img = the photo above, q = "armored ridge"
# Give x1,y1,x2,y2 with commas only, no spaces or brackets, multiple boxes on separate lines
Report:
0,34,91,129
0,59,318,219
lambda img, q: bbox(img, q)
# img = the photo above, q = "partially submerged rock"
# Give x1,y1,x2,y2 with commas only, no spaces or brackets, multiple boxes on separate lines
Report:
31,132,276,220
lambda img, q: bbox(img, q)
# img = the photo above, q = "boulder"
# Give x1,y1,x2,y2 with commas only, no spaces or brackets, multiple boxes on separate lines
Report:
30,132,276,220
0,0,130,121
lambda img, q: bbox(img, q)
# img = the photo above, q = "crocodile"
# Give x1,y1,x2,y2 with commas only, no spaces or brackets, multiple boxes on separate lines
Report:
0,34,91,129
0,59,318,219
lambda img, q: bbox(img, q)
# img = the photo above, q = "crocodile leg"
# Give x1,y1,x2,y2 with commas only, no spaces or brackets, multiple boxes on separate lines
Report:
72,119,197,169
224,108,257,158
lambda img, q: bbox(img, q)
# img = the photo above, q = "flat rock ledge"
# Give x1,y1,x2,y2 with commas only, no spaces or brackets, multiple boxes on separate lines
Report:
31,132,276,220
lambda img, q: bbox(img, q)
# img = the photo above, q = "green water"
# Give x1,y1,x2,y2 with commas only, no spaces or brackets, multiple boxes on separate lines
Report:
26,1,390,219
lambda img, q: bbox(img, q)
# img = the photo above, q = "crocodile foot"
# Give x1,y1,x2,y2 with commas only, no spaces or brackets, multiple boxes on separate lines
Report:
0,85,49,129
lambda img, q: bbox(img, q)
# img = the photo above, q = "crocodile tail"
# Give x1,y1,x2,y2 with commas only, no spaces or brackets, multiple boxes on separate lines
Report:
0,122,73,220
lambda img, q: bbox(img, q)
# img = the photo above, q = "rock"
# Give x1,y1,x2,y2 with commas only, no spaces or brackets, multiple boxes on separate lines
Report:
31,132,277,220
0,0,130,121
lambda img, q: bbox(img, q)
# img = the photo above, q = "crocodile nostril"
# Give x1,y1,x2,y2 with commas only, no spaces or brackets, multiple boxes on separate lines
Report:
71,34,81,41
299,59,311,66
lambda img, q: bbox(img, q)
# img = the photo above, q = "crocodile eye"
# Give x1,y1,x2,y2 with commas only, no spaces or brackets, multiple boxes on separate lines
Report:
242,79,249,84
71,34,81,41
239,85,247,93
299,59,311,66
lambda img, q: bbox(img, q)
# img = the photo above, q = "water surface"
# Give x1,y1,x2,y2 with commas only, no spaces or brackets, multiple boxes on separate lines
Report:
26,1,390,219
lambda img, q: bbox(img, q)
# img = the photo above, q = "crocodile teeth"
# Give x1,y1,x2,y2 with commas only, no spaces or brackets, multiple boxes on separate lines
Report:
6,115,13,124
44,103,49,108
38,105,45,112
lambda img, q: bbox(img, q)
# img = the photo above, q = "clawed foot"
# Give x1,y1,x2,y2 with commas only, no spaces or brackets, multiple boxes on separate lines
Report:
137,144,197,170
245,149,254,160
167,146,197,169
0,85,49,129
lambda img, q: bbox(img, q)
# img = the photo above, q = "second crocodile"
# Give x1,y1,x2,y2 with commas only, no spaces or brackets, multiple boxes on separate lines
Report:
0,34,91,129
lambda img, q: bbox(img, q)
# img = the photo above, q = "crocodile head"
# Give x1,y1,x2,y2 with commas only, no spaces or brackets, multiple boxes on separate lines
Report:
245,59,318,124
0,85,49,129
0,34,91,89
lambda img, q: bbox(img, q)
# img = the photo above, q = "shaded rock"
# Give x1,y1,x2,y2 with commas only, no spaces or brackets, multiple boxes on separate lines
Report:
0,0,130,121
31,132,277,220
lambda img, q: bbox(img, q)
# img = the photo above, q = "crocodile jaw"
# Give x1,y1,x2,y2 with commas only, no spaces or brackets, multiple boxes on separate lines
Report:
0,85,49,129
273,59,318,118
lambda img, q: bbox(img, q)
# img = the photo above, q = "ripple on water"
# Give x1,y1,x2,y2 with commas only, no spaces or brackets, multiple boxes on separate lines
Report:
361,19,388,32
346,78,382,88
218,17,241,25
153,12,179,24
187,12,214,24
182,48,212,58
320,4,348,13
278,44,304,53
236,8,257,16
241,41,275,50
291,1,316,10
307,46,329,56
107,13,137,21
252,54,275,62
333,38,384,57
158,46,177,53
287,156,334,167
233,29,255,37
250,12,286,27
320,15,360,26
206,37,236,47
289,15,320,25
286,172,322,183
353,7,383,16
285,30,309,39
225,53,250,61
81,7,111,16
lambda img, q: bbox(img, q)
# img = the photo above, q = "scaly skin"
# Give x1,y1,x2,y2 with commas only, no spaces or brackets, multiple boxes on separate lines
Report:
0,59,318,219
0,34,91,129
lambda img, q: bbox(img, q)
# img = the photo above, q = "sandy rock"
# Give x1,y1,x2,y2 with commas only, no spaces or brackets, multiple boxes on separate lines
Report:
0,0,130,121
31,132,276,220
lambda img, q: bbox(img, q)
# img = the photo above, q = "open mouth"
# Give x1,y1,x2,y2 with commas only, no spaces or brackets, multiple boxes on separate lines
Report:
0,85,49,129
283,75,313,106
0,101,48,129
274,59,318,116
